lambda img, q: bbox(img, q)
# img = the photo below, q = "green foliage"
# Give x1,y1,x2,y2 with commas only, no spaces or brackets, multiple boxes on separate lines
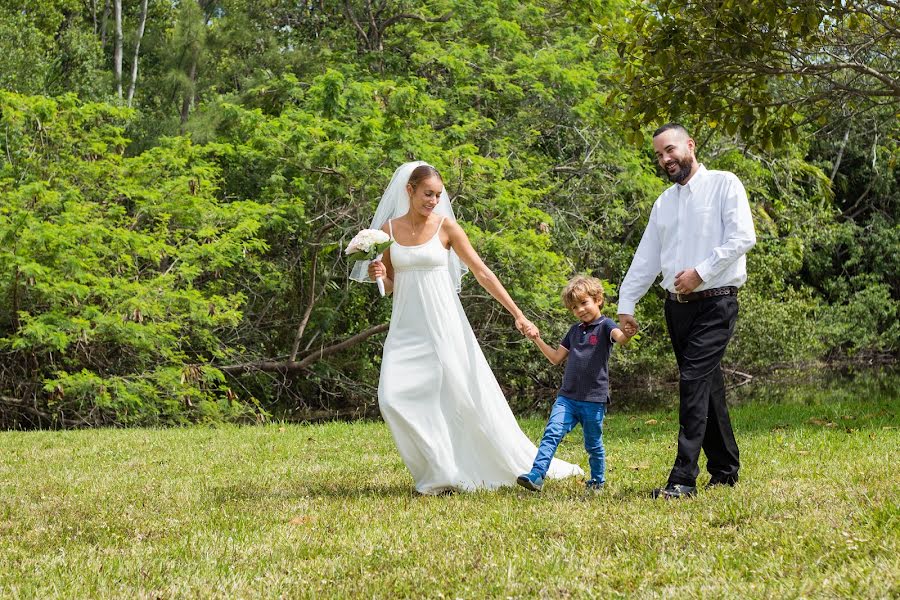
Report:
0,91,270,426
0,0,895,427
731,289,826,367
0,3,107,99
823,276,899,356
608,0,900,150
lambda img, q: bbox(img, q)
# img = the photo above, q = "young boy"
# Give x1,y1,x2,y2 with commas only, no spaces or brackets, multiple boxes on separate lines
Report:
517,275,632,492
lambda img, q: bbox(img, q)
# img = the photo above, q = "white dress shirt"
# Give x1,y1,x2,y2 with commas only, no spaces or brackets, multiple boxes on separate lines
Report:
618,165,756,315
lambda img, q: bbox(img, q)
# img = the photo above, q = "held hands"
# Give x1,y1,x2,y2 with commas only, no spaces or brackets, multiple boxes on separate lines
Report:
515,316,539,339
674,268,702,295
618,314,639,338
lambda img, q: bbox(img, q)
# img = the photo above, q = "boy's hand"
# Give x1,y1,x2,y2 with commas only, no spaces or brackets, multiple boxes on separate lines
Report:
515,316,538,339
618,314,639,337
526,325,541,340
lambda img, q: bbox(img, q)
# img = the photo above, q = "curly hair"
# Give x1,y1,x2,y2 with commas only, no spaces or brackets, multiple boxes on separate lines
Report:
561,275,605,310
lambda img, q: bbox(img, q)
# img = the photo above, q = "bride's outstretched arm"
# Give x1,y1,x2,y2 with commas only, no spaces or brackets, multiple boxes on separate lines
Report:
445,220,535,336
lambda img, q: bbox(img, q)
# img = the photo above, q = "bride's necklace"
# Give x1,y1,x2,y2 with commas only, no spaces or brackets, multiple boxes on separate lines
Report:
409,217,425,237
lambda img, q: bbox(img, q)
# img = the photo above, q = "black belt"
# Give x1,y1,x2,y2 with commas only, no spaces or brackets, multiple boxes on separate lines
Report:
667,286,738,303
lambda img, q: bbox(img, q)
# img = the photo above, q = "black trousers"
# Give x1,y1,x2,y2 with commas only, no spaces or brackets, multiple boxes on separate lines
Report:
664,295,740,487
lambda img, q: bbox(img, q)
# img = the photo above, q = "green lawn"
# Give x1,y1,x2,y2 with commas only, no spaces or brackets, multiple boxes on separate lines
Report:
1,375,898,598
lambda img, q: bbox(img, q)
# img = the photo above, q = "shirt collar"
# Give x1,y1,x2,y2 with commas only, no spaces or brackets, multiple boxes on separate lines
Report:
678,163,707,193
578,316,604,330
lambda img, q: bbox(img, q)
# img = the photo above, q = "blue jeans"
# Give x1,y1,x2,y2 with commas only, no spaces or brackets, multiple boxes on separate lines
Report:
530,395,606,482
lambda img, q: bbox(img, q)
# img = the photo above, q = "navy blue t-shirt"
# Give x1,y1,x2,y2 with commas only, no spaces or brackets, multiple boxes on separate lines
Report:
559,316,618,403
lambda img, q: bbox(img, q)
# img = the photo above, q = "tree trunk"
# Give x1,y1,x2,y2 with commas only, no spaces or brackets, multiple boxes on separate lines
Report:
830,124,851,183
180,58,198,130
100,0,111,45
290,250,319,363
113,0,123,99
91,0,98,34
127,0,150,107
11,267,20,331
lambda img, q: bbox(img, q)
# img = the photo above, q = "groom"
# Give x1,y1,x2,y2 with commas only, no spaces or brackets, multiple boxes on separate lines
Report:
617,123,756,499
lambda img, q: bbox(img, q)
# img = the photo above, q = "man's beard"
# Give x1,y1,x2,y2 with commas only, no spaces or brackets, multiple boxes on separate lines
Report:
665,156,693,184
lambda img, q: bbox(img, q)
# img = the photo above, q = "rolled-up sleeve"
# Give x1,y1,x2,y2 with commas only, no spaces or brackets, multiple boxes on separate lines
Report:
695,175,756,283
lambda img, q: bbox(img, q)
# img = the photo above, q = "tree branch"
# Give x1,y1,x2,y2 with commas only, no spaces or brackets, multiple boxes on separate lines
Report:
0,395,81,428
220,323,389,375
380,11,452,31
289,247,321,362
343,0,370,46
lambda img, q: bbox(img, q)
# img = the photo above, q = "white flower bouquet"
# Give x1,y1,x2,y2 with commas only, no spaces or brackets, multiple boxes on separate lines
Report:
346,228,393,296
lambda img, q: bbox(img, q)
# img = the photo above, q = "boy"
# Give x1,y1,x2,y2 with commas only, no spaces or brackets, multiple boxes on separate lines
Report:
517,276,632,492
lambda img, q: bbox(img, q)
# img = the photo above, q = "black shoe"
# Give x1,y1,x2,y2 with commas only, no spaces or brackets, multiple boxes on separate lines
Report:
585,479,605,493
650,483,697,499
705,477,738,489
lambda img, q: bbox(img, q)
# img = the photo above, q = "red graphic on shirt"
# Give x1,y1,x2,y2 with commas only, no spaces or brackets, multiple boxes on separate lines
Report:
589,335,598,345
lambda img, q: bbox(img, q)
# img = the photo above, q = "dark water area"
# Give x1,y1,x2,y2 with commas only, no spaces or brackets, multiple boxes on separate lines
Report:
510,364,899,418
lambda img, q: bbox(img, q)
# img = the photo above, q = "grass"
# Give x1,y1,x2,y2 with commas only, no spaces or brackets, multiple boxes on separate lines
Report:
1,374,898,598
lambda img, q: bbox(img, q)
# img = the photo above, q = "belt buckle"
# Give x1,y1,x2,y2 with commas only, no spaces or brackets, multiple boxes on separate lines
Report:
675,292,687,303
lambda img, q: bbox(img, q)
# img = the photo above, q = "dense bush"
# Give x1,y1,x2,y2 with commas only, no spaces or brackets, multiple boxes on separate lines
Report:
0,0,895,427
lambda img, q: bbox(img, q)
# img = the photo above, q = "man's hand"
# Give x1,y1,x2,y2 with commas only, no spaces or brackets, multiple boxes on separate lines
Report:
618,314,639,337
674,268,703,294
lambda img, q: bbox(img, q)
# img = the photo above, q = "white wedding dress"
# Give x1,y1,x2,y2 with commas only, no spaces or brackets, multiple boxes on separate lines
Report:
378,218,584,494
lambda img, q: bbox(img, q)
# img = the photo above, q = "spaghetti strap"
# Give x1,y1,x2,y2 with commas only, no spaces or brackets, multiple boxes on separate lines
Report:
388,219,394,239
436,217,447,232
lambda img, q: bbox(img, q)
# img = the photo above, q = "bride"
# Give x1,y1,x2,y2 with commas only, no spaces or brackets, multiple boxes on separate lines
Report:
351,161,583,494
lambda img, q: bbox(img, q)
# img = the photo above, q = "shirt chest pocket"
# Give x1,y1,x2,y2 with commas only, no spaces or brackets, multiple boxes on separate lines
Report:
691,201,721,233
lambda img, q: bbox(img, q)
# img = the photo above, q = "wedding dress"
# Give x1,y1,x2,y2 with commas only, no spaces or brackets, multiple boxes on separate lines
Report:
378,218,584,494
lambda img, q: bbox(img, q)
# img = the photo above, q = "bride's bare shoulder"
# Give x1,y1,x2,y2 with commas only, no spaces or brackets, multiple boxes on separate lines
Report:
443,219,465,234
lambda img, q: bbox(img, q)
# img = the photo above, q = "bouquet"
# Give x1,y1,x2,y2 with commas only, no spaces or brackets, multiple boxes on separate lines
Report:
346,228,393,296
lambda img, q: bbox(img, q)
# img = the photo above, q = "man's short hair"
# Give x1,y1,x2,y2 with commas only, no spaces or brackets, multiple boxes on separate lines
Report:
652,123,690,138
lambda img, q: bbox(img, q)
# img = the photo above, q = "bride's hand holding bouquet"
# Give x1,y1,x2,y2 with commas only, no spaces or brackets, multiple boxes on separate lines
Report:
346,228,393,296
368,259,388,293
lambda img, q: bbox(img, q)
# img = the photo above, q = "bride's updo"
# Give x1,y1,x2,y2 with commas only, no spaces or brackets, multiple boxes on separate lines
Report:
407,164,442,190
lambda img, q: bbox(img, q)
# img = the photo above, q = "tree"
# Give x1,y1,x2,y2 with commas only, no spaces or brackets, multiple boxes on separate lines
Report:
113,0,123,98
342,0,451,71
173,0,210,129
0,2,106,100
610,0,900,147
0,92,273,427
127,0,150,107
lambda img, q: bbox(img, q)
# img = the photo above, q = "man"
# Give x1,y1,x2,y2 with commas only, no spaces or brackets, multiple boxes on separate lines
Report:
618,123,756,499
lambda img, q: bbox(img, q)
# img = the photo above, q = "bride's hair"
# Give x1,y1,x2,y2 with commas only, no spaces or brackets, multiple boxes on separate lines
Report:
351,161,467,292
408,165,442,190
